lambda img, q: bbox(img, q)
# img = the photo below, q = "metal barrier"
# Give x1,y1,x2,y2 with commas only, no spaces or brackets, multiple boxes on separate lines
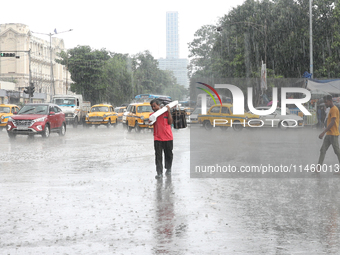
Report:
303,111,318,126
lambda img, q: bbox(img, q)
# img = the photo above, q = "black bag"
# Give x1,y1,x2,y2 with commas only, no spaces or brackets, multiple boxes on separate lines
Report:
172,109,187,129
157,97,172,106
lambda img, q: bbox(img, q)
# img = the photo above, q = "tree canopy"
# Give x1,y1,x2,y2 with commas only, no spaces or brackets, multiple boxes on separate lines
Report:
57,48,187,105
188,0,339,80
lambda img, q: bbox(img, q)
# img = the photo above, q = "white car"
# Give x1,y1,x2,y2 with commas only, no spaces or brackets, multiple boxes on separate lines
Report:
122,104,133,126
252,107,304,128
188,107,201,124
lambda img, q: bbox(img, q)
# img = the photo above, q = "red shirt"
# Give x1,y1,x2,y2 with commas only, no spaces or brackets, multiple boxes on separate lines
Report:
150,111,173,141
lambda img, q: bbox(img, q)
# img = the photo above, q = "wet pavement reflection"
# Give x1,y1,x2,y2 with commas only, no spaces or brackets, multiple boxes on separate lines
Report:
1,126,340,254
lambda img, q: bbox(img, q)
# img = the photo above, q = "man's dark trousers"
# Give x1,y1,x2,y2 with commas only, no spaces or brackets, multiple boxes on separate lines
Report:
154,140,173,175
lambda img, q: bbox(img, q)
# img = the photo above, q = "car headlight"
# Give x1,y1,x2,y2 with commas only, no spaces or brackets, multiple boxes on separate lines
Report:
140,116,144,120
103,114,108,118
1,115,4,120
86,115,89,118
32,117,46,123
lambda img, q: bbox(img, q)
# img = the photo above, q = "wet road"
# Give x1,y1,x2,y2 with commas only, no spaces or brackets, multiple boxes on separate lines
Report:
1,125,340,254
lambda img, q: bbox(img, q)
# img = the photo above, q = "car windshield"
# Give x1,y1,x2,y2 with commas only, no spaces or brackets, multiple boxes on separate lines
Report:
91,106,109,112
192,108,201,115
137,105,152,113
18,105,48,115
0,107,10,113
53,98,76,106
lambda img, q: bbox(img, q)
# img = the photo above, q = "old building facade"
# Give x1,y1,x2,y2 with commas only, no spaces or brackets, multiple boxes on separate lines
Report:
0,23,71,102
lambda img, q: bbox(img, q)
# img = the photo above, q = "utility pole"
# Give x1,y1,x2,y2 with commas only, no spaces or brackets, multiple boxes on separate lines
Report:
28,49,32,103
49,34,54,99
31,29,73,101
309,0,313,78
66,55,68,94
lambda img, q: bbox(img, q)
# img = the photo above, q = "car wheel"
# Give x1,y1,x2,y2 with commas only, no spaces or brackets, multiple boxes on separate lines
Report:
279,121,288,130
42,124,50,138
203,121,213,131
59,123,66,136
135,121,141,133
107,119,112,128
8,132,16,139
232,121,243,131
73,117,78,128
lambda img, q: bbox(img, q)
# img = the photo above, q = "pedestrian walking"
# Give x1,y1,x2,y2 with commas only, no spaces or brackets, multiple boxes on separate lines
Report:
317,95,340,170
150,99,173,179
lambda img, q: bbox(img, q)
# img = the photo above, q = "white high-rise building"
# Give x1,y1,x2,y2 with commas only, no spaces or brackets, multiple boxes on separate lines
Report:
166,11,179,59
158,12,189,88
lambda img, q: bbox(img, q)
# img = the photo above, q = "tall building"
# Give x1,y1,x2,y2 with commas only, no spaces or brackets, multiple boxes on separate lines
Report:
158,12,189,88
0,23,72,103
166,11,179,59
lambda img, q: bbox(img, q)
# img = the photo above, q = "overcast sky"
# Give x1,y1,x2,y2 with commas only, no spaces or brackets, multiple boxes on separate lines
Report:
2,0,245,59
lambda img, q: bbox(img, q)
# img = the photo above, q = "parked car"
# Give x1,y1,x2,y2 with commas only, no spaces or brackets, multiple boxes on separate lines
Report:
85,104,118,128
0,104,20,130
6,103,66,138
126,102,154,132
252,106,304,128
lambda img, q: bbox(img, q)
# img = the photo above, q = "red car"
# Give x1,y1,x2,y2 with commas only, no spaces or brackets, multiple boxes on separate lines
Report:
7,103,66,138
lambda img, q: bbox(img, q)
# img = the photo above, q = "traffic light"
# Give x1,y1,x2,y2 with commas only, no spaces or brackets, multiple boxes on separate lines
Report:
23,86,35,97
29,86,35,97
0,53,16,57
23,86,30,94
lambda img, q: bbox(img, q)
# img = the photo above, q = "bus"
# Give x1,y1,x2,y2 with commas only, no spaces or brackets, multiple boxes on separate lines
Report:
134,94,172,103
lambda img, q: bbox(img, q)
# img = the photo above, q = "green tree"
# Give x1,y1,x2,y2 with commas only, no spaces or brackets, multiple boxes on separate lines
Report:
101,53,132,106
188,0,339,80
57,46,110,104
130,50,187,100
131,51,161,95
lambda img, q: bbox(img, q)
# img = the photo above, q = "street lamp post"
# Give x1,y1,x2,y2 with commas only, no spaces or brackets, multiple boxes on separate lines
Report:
31,29,73,101
309,0,313,78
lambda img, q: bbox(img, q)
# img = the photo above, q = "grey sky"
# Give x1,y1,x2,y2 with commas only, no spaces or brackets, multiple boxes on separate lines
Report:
2,0,245,59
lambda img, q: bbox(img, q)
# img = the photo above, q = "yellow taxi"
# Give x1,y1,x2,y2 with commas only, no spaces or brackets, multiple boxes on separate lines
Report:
0,104,20,130
184,107,193,115
85,104,118,128
198,104,261,131
126,102,154,132
115,106,127,123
